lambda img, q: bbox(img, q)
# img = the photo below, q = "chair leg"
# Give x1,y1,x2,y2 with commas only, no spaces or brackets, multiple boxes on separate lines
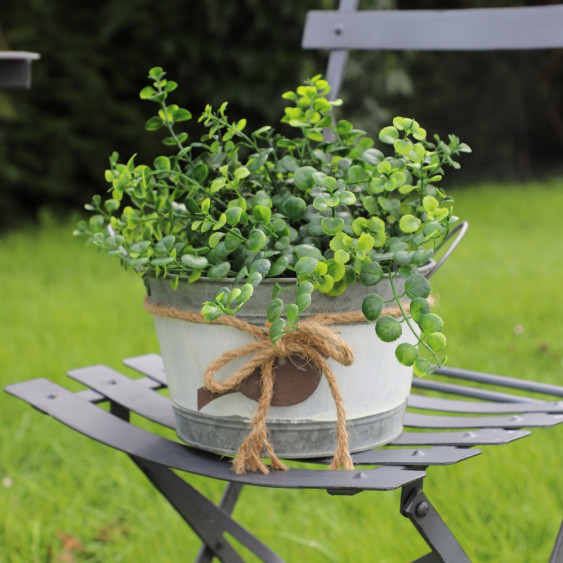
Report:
195,482,244,563
130,456,284,563
401,479,471,563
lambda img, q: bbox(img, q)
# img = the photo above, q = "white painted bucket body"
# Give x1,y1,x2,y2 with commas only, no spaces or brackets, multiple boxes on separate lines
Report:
146,268,431,458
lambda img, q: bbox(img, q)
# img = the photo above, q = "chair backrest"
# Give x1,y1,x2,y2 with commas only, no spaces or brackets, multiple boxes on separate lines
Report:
302,2,563,99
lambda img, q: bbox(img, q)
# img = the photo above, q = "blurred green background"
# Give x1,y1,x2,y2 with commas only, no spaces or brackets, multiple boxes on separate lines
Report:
1,1,563,561
1,0,562,230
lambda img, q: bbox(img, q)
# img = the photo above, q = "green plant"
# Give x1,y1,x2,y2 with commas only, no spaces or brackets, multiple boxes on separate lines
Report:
75,67,470,373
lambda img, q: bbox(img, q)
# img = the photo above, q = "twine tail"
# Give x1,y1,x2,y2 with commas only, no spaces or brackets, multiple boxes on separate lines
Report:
309,351,354,472
144,297,372,474
329,440,354,471
328,411,354,470
232,358,289,475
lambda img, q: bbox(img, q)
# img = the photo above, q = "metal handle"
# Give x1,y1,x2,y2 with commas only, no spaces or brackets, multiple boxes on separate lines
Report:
426,221,469,279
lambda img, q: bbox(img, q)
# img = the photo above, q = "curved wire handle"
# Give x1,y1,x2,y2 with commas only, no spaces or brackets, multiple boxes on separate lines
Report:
426,221,469,279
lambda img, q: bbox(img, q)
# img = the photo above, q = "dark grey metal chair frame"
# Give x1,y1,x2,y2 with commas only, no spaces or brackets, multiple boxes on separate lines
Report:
0,51,40,89
6,4,563,562
303,2,563,100
6,355,563,562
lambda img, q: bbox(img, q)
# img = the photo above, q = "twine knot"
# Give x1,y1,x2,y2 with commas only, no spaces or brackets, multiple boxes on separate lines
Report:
274,336,289,358
201,315,358,475
144,297,371,475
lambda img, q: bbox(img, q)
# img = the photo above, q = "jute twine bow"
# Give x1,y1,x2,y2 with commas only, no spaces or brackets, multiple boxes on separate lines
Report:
144,296,406,475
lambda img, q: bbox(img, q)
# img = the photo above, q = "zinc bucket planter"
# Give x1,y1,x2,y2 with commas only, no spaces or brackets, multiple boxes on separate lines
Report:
145,261,438,461
74,71,471,473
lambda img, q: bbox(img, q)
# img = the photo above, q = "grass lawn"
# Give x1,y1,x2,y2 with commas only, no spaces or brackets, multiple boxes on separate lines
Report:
1,179,563,562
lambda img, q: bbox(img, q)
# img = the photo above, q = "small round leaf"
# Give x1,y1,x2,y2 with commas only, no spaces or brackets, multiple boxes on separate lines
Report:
375,315,402,342
298,282,314,296
334,249,350,265
362,294,384,322
245,229,267,252
423,195,439,212
269,255,289,277
413,358,434,377
234,166,250,180
208,232,225,248
405,274,431,299
145,116,164,131
174,108,192,122
140,86,157,99
269,318,286,342
154,155,171,171
410,297,431,322
394,250,413,265
207,261,231,279
188,270,202,283
412,249,433,266
267,297,284,323
316,274,334,293
249,258,271,276
237,284,254,305
394,139,412,155
359,262,384,286
379,126,399,144
286,304,299,324
296,293,312,312
201,303,222,322
321,217,345,235
327,260,346,282
225,206,243,226
181,254,208,270
339,190,356,205
419,313,444,335
313,196,329,212
293,166,317,190
427,332,447,352
395,343,418,366
399,214,422,234
295,257,318,276
285,196,307,219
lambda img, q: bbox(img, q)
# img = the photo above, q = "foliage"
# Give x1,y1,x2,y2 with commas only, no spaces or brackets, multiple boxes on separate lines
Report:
341,0,563,181
4,183,563,561
1,0,561,231
75,68,469,372
0,0,329,229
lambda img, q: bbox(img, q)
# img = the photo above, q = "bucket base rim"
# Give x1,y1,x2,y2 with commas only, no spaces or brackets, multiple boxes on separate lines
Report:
172,400,407,459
